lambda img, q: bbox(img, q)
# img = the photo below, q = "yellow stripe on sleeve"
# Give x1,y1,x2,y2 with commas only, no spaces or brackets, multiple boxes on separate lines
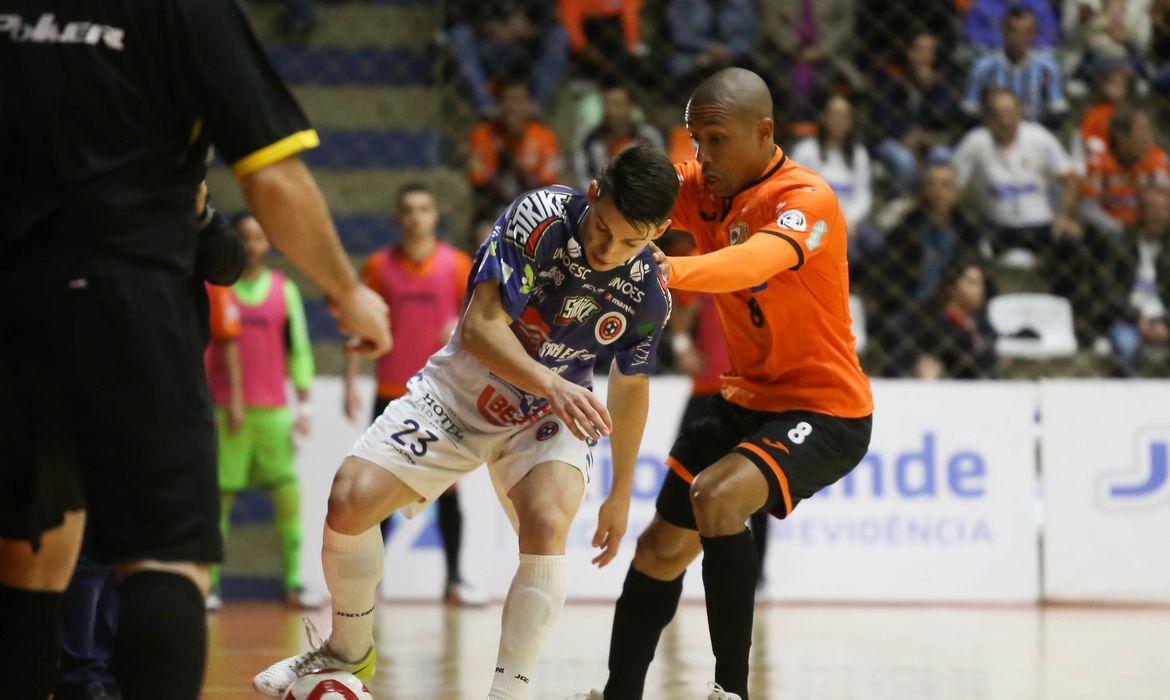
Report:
231,129,320,178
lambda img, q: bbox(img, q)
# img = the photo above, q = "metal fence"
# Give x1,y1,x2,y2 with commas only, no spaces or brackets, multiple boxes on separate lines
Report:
247,0,1170,380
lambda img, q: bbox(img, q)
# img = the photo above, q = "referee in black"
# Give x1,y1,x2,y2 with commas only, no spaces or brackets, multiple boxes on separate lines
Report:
0,2,392,699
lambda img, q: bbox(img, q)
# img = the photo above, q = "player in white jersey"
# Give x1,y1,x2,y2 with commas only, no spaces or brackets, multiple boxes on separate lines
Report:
253,146,679,699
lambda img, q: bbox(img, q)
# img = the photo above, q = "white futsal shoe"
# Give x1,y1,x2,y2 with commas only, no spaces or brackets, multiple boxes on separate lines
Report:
707,681,743,699
252,618,376,697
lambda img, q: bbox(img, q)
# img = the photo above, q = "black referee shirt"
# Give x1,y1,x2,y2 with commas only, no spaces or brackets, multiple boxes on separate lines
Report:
0,0,318,275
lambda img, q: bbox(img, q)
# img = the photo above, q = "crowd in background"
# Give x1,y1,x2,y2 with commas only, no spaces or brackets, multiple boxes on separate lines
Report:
431,0,1170,380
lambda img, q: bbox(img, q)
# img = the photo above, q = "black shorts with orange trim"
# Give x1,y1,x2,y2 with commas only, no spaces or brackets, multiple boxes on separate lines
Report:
657,395,872,530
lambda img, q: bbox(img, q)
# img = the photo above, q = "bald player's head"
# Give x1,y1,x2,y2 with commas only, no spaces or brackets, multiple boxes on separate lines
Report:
684,68,776,197
686,67,774,125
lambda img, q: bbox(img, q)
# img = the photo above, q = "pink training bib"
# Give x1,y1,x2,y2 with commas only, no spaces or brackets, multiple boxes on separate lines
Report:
371,243,462,396
208,270,289,408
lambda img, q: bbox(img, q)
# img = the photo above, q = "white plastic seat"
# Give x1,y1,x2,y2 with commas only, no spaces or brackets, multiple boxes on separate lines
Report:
987,293,1077,359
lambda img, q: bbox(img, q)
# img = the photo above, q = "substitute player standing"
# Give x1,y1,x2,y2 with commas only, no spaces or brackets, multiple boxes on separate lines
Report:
590,68,874,700
0,2,390,698
253,145,677,699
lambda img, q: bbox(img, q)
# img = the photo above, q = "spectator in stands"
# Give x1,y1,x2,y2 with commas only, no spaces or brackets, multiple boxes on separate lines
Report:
962,7,1069,128
964,0,1060,51
1145,0,1170,92
953,88,1090,323
791,94,873,235
1097,187,1170,375
446,1,570,117
467,81,561,222
874,162,985,319
1080,105,1170,237
664,0,755,96
954,87,1082,247
858,0,959,66
575,83,664,189
558,0,648,85
1072,61,1135,171
912,258,999,379
1062,0,1152,76
758,0,865,123
872,31,964,194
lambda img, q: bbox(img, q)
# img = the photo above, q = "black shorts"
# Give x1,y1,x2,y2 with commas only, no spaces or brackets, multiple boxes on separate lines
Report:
657,394,872,530
0,261,222,563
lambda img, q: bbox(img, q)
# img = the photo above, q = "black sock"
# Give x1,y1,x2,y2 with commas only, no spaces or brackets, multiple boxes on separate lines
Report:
701,530,759,699
603,566,684,700
114,571,206,700
749,512,769,566
436,490,463,585
0,583,62,699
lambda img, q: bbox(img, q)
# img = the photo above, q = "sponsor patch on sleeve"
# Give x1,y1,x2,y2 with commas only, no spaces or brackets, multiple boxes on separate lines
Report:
776,209,807,232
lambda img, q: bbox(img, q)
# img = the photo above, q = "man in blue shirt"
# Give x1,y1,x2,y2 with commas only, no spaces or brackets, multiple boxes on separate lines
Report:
963,6,1068,128
964,0,1059,51
253,145,678,699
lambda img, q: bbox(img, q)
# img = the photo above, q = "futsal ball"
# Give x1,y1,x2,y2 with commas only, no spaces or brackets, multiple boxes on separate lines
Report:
282,670,374,700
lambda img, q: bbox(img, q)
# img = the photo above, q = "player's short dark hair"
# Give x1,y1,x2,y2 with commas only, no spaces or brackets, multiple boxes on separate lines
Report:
1004,6,1035,25
395,182,434,208
595,145,679,230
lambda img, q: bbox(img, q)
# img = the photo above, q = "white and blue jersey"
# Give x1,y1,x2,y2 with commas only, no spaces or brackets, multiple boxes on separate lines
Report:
420,186,670,433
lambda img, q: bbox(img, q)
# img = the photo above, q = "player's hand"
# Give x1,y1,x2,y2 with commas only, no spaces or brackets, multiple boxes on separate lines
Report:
591,492,630,568
343,385,363,423
228,400,245,435
545,376,612,441
330,284,391,357
294,405,312,438
648,241,671,282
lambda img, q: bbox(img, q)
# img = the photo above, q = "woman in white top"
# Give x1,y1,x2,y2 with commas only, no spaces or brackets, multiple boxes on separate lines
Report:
790,94,873,235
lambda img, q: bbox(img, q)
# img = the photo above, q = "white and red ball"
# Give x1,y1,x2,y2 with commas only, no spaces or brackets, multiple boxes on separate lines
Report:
282,670,374,700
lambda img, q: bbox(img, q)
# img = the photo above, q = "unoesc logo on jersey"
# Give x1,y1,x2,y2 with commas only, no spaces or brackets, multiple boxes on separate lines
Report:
1097,427,1170,509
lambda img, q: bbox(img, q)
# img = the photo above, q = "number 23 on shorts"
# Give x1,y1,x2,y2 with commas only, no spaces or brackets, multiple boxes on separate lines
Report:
389,419,439,457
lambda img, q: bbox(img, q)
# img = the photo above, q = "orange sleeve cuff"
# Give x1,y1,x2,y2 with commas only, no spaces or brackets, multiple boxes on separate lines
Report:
667,233,801,292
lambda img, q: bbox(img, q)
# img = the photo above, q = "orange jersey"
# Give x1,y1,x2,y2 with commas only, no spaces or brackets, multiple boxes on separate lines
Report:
1082,145,1170,227
205,282,241,342
670,148,873,418
467,120,561,190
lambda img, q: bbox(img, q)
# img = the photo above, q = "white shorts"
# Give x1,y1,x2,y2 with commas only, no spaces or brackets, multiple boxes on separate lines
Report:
349,378,593,521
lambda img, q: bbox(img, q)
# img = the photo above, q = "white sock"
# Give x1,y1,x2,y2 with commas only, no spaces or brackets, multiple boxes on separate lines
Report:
488,554,568,699
322,524,383,661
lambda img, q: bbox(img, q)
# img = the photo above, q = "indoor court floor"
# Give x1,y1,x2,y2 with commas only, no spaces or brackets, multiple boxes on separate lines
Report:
205,601,1170,699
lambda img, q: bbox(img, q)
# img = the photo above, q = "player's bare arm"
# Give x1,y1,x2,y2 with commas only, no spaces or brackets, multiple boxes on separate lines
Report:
592,363,650,567
460,279,612,441
239,156,391,356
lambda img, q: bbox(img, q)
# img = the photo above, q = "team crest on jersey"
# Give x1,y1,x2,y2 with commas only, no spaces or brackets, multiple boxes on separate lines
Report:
729,223,750,245
505,190,572,258
808,220,828,251
594,311,626,345
535,421,560,441
776,209,807,232
567,237,583,258
629,259,650,282
556,295,601,325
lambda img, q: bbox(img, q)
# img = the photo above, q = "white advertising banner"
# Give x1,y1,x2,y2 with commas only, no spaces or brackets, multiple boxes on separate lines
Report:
297,378,1041,603
1041,380,1170,603
765,381,1040,603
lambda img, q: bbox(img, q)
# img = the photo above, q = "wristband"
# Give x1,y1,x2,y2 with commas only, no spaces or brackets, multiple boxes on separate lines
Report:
671,334,694,355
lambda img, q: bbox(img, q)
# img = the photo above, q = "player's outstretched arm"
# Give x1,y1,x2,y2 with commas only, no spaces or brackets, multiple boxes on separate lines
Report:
666,233,801,292
239,156,390,356
461,280,612,441
592,365,649,567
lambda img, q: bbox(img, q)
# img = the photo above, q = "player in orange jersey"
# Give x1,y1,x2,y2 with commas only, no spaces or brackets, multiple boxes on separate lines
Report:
591,68,874,700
